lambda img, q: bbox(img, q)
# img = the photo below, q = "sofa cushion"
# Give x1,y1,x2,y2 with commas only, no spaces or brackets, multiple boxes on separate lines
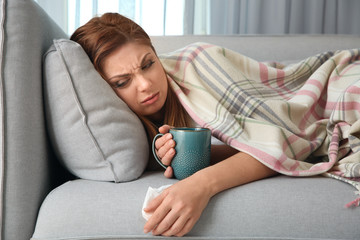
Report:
43,39,149,182
32,173,360,240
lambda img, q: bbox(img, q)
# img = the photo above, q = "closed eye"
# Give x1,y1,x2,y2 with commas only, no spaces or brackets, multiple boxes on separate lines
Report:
141,60,155,71
113,77,131,88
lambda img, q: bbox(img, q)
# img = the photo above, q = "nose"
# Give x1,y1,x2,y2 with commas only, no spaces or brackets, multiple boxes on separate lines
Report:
136,74,152,92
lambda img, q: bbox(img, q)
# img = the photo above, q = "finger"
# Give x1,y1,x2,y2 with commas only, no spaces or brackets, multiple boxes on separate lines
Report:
144,191,167,213
154,133,173,152
152,210,180,236
174,218,196,237
156,139,175,162
144,208,171,234
160,147,175,166
144,199,171,234
161,215,188,237
159,125,172,134
164,166,173,178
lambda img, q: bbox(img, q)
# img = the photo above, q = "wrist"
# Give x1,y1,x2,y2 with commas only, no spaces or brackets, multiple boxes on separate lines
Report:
191,166,219,198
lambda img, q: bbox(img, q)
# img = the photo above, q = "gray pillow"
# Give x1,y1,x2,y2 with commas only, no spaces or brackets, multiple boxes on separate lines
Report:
43,39,149,182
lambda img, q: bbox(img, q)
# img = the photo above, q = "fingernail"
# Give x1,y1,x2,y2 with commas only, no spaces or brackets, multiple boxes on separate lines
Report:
166,133,172,139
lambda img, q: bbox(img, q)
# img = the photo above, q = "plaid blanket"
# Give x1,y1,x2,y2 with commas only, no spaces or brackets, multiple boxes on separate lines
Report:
159,43,360,206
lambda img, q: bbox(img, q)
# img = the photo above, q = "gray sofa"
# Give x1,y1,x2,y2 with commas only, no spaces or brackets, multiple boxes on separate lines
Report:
1,0,359,240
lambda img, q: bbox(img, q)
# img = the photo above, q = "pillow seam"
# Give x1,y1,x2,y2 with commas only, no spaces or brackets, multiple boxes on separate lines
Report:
53,40,119,182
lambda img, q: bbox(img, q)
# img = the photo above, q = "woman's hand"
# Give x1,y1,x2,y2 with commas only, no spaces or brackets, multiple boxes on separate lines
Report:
143,151,278,237
143,173,211,237
154,125,175,178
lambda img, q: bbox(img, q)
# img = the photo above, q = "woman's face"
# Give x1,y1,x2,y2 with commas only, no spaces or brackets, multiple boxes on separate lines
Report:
102,42,168,121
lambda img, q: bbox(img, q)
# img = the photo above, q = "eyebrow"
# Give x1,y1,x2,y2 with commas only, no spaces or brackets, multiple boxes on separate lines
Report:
108,52,152,81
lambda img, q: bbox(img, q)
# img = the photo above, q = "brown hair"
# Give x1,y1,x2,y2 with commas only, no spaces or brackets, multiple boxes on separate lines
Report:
70,13,190,154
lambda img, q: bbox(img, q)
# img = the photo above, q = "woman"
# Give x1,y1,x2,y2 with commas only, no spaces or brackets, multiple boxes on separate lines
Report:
71,12,277,237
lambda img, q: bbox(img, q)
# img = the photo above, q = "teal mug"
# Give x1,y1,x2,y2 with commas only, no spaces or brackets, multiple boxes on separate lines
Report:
152,127,211,180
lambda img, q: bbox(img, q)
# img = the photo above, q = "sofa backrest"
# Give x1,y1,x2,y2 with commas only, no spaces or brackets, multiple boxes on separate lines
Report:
0,0,67,239
151,35,360,61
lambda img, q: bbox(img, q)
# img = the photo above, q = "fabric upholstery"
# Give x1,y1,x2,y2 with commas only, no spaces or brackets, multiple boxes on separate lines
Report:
0,0,67,239
32,173,360,240
43,39,148,182
151,35,360,61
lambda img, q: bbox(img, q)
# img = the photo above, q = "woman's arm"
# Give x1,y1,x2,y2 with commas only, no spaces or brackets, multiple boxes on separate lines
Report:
199,151,277,196
210,143,240,164
143,150,278,237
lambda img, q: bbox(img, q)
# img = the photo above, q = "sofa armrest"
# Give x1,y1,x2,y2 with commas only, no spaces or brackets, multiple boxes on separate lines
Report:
0,1,68,239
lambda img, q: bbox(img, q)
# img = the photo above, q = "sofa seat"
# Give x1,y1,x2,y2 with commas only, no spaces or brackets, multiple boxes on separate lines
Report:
32,172,359,240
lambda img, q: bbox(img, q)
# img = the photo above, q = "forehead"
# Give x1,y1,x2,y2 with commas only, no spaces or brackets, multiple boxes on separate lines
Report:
102,42,154,75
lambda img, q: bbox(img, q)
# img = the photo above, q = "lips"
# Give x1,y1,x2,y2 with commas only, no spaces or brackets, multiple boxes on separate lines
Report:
141,92,159,105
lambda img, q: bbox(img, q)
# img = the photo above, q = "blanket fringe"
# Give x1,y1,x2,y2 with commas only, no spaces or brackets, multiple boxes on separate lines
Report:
323,172,360,208
345,197,360,208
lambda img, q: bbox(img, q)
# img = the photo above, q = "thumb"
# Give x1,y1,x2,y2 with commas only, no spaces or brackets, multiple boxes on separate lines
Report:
164,166,174,178
159,125,172,134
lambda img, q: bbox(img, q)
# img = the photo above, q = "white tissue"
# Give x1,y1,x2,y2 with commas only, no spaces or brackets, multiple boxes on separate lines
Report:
142,184,172,221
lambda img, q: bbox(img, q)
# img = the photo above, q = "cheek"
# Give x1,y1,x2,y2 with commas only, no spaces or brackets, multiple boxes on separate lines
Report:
114,89,135,107
156,67,168,87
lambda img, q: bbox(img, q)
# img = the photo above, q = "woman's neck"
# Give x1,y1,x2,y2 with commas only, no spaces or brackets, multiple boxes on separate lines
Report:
148,106,165,126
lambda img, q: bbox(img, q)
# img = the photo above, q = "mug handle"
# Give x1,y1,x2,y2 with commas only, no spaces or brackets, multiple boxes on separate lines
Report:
151,133,168,169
